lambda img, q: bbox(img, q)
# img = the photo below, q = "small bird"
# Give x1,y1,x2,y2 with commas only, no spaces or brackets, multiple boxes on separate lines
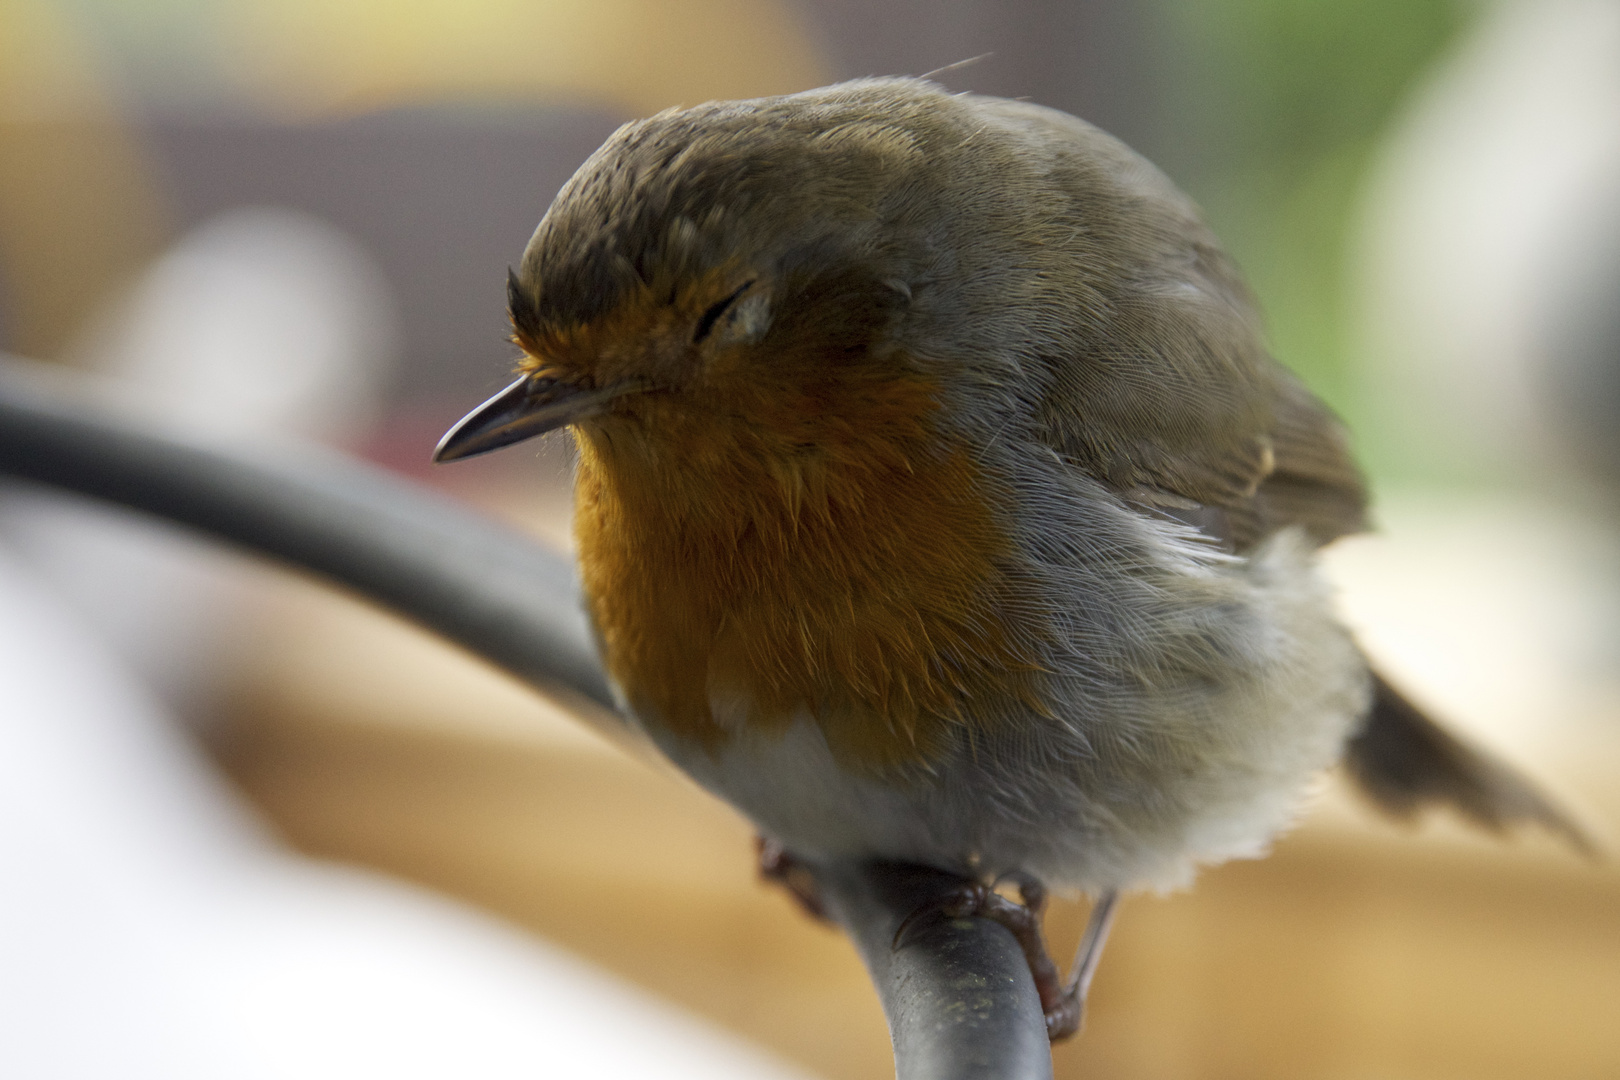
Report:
435,77,1586,1039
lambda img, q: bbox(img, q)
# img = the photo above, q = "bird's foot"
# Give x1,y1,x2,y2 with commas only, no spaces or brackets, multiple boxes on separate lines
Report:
756,836,830,921
898,874,1119,1042
938,874,1076,1040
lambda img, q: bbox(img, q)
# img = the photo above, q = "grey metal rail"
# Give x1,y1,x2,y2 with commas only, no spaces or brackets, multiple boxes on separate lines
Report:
0,353,1054,1080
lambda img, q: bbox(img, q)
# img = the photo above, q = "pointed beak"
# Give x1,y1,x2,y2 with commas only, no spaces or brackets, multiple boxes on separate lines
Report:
432,373,643,463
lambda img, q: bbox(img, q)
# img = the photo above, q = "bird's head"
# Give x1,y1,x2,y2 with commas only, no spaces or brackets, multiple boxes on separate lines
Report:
433,80,964,473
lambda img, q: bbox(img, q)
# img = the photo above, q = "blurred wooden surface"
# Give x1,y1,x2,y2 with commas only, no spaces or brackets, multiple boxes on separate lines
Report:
210,490,1620,1079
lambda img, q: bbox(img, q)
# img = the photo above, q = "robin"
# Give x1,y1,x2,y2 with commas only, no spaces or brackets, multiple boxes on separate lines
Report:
434,77,1586,1039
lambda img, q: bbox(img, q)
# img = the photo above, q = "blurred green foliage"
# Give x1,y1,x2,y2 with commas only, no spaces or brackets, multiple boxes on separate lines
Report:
1155,0,1473,423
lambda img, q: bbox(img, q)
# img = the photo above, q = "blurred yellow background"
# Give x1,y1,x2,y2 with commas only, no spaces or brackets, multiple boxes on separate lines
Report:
3,0,1618,1077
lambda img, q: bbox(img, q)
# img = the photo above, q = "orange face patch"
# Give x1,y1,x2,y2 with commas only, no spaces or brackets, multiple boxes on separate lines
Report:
570,358,1046,774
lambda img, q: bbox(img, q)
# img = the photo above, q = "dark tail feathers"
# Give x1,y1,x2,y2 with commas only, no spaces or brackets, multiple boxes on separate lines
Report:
1344,670,1596,856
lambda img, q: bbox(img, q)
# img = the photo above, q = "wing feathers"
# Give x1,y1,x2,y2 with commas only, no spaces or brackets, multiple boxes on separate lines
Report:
1345,671,1595,855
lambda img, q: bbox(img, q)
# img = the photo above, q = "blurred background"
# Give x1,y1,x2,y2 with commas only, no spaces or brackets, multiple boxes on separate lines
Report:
2,0,1618,1076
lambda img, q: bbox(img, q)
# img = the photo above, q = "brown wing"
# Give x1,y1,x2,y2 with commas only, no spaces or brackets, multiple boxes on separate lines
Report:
1238,370,1370,550
1007,99,1587,849
1042,330,1588,846
978,91,1370,551
1033,246,1369,552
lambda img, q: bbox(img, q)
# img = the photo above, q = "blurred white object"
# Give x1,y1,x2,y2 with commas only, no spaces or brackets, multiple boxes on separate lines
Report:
1539,188,1620,484
0,207,399,715
1353,0,1620,483
72,205,396,442
0,545,817,1080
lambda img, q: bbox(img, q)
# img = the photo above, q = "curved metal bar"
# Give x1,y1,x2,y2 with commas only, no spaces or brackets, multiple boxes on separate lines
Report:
0,353,1055,1080
815,861,1055,1080
0,354,613,712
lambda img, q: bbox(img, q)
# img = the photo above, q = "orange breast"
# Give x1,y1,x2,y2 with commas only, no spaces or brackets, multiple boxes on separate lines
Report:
572,368,1045,772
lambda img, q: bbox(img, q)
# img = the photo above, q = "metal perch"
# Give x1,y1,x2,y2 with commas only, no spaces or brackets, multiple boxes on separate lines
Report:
0,353,1055,1080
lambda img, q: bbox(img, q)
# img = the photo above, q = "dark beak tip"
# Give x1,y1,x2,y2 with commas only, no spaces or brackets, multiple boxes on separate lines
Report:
431,415,517,465
428,374,538,466
430,418,483,465
431,371,615,466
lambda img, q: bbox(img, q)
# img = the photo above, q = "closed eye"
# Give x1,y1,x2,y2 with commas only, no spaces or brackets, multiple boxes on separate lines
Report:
692,281,755,344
